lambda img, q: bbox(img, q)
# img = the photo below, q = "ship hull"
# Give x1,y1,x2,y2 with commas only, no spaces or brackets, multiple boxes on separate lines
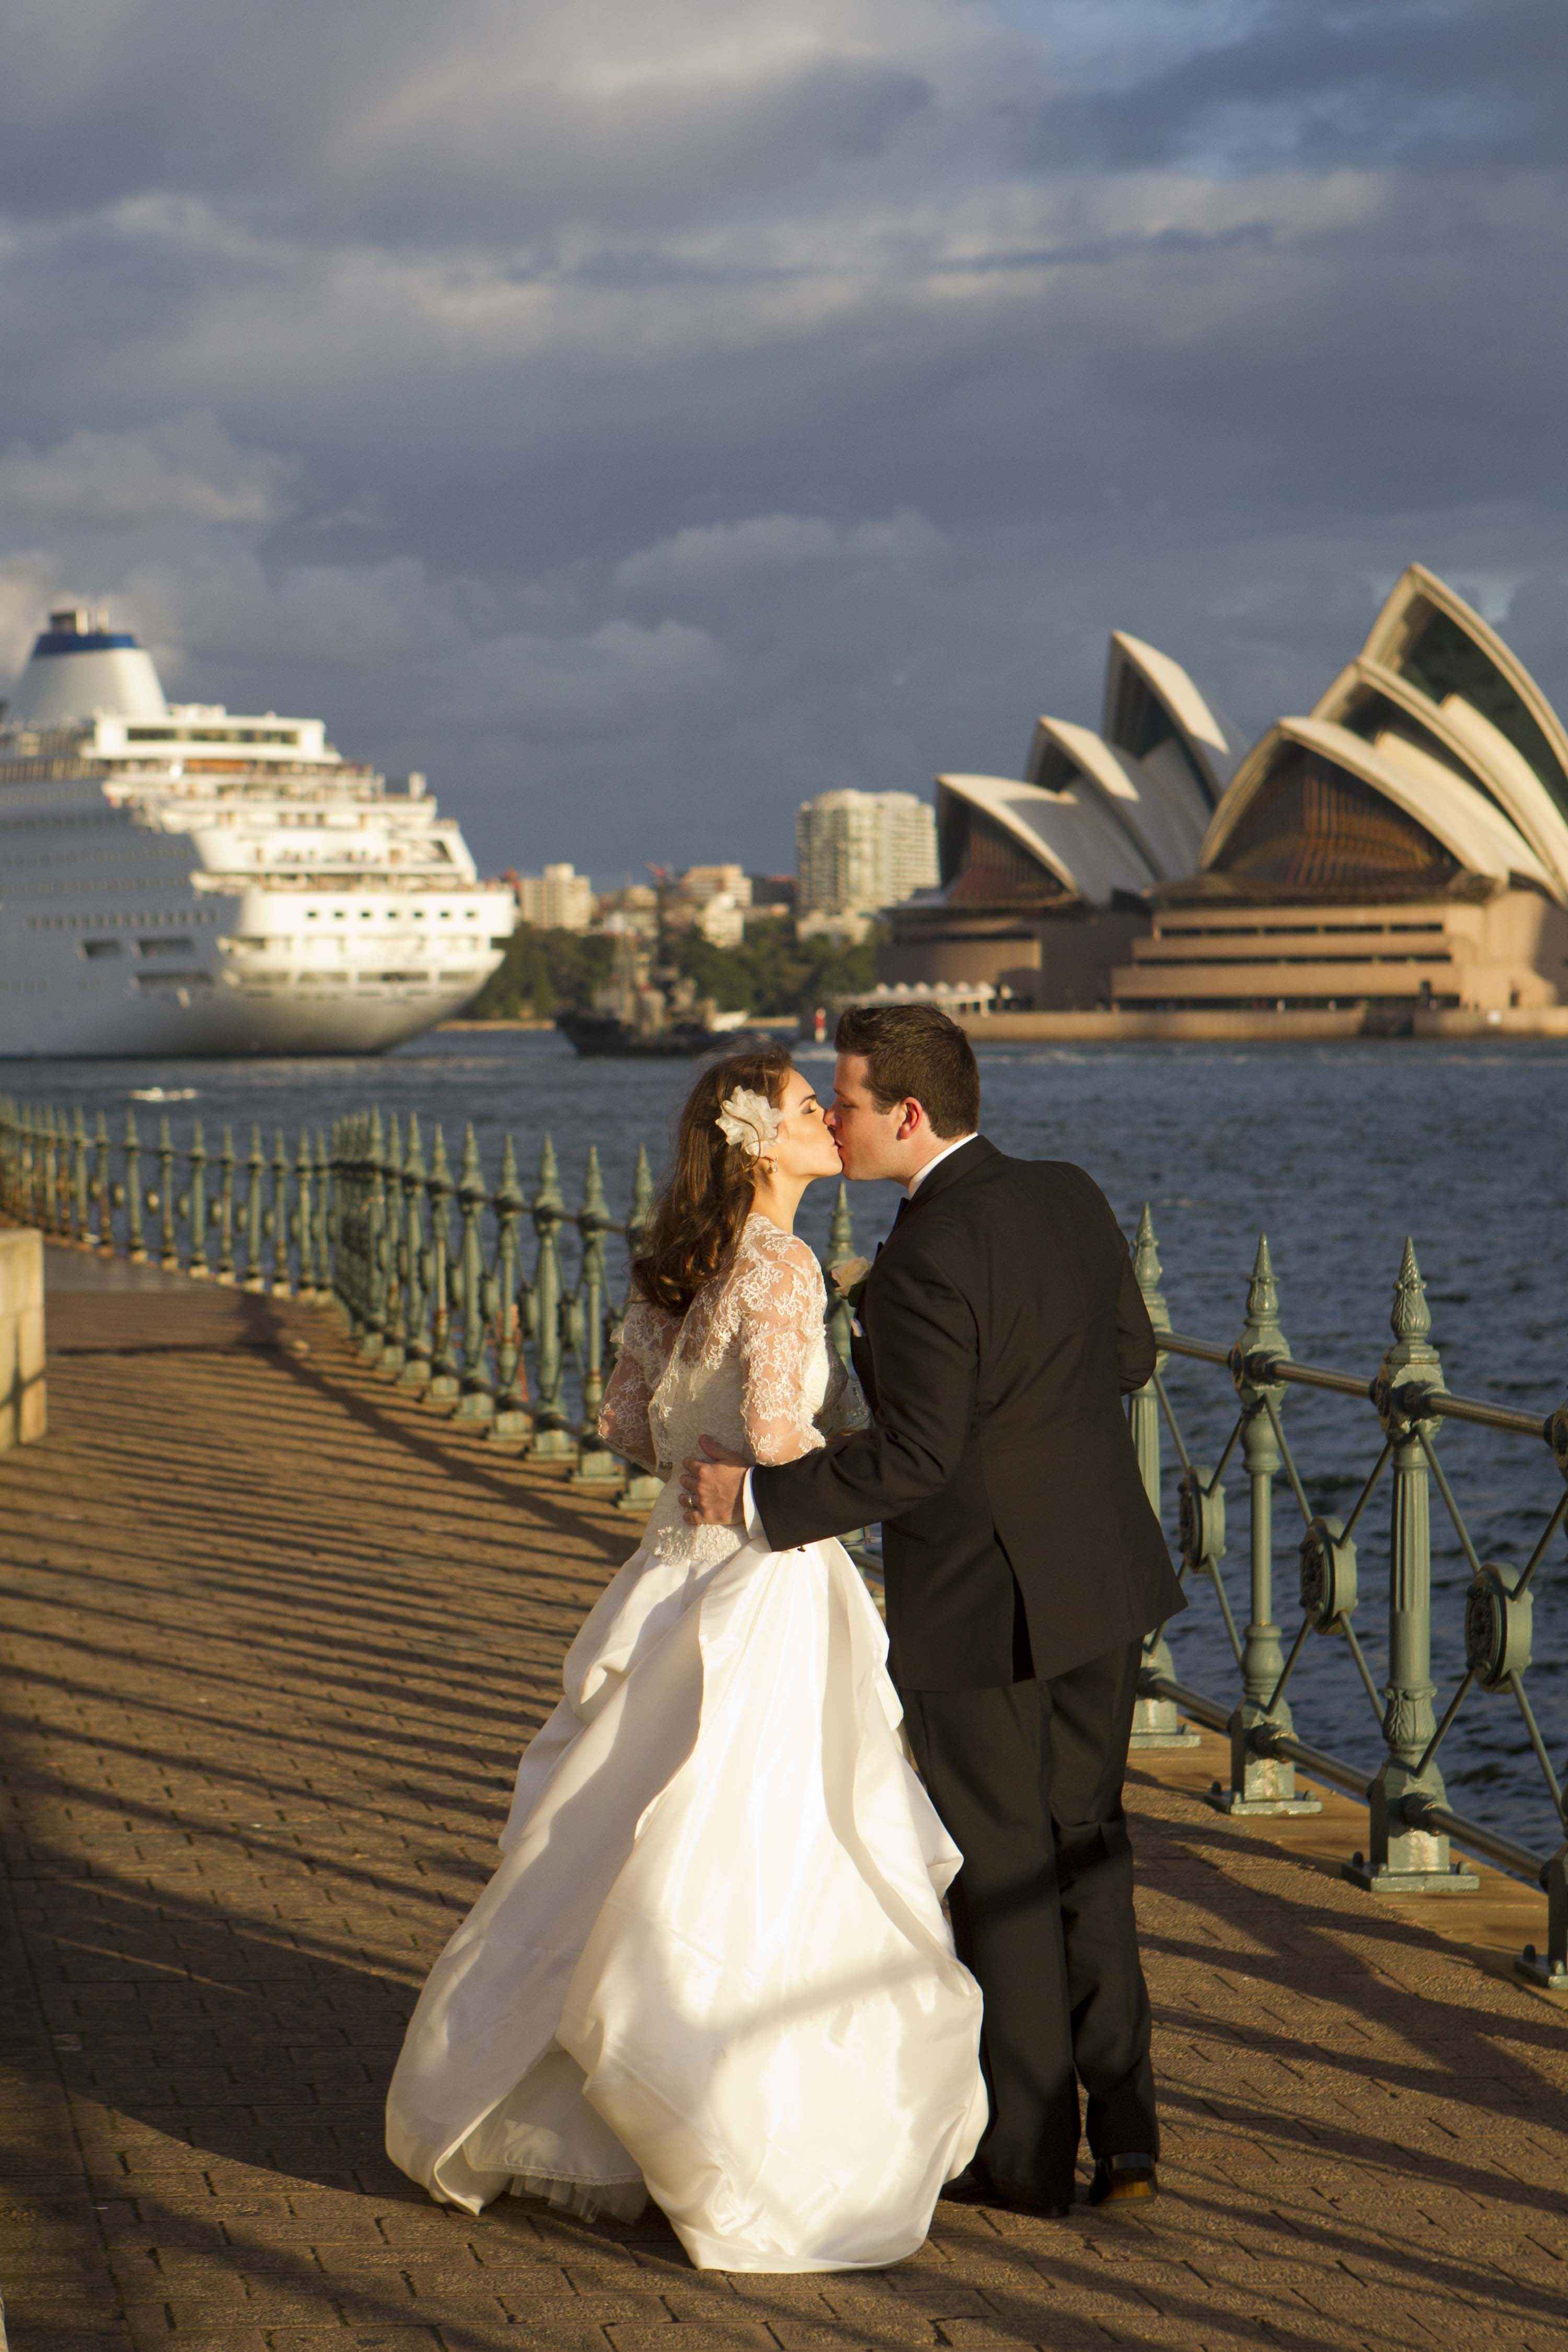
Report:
0,981,490,1060
0,782,511,1061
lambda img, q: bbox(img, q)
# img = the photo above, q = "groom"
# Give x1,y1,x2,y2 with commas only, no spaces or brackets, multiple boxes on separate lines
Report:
682,1002,1184,2217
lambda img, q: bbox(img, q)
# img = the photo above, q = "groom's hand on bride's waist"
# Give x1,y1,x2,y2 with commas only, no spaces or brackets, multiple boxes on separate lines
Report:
681,1437,747,1526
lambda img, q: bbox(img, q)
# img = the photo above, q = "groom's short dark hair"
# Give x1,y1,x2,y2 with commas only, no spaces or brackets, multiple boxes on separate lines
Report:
835,1004,981,1138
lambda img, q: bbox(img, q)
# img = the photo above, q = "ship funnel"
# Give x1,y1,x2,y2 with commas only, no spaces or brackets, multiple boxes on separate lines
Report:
8,607,170,728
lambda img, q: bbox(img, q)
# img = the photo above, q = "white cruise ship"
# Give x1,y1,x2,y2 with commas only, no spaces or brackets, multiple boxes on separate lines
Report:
0,608,517,1057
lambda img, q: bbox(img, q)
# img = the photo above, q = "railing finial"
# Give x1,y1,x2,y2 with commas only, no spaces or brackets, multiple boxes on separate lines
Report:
1133,1204,1169,1335
1246,1231,1278,1325
1390,1235,1431,1347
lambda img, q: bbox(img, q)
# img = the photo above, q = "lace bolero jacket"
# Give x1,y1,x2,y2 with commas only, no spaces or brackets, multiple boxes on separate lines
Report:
598,1214,868,1563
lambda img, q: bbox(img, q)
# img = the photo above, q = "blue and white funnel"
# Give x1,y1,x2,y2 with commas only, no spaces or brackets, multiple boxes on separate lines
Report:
9,606,170,727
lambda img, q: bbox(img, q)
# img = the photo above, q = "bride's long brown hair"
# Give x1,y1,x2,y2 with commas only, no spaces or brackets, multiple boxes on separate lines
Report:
632,1045,794,1317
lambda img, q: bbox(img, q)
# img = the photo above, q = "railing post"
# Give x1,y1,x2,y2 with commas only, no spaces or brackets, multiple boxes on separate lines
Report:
1520,1844,1568,1990
269,1130,292,1297
124,1112,147,1264
94,1114,113,1256
12,1106,28,1224
574,1146,621,1483
55,1109,72,1237
19,1105,36,1226
1128,1207,1199,1750
615,1147,664,1513
294,1131,315,1300
379,1117,407,1367
425,1124,459,1400
22,1105,39,1226
454,1125,494,1422
487,1132,529,1444
154,1116,179,1270
71,1111,90,1246
1212,1237,1321,1816
41,1110,60,1236
314,1132,332,1308
528,1136,574,1460
396,1119,431,1391
329,1120,352,1325
11,1100,24,1223
329,1121,352,1322
1347,1241,1478,1891
824,1181,857,1369
360,1108,388,1361
211,1125,236,1284
243,1126,266,1292
22,1106,38,1226
188,1123,210,1278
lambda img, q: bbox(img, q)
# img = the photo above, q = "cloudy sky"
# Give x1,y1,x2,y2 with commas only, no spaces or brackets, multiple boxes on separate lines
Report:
2,0,1563,878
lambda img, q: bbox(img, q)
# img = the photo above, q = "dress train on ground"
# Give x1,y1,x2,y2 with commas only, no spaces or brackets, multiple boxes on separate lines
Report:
385,1524,987,2272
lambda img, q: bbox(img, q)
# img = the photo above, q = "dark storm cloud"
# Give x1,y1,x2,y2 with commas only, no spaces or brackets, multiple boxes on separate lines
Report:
1012,0,1567,172
0,0,935,236
2,0,1565,877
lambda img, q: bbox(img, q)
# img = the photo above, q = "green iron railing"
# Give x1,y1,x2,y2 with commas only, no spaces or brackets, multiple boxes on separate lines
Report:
0,1095,860,1506
3,1091,1561,1986
1127,1204,1567,1994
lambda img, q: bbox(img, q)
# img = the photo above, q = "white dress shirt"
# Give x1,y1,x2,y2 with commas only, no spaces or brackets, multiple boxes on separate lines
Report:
739,1134,979,1540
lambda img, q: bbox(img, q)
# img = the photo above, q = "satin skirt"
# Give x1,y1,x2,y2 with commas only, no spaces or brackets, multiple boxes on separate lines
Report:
384,1528,987,2272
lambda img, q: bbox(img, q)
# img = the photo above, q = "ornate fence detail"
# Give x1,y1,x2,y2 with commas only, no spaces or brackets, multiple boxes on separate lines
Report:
0,1092,861,1501
1129,1207,1567,1992
5,1088,1563,1985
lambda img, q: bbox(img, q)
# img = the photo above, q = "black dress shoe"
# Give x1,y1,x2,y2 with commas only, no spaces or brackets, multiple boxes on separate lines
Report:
941,2164,1070,2219
1088,2157,1158,2207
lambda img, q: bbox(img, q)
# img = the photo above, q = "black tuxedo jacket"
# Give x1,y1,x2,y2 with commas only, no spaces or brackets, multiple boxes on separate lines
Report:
753,1136,1184,1690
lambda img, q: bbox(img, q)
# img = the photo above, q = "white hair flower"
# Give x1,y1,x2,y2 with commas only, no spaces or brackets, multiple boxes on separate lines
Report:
715,1086,780,1161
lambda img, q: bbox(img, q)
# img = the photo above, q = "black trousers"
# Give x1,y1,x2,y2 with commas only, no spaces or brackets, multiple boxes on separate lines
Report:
901,1637,1156,2204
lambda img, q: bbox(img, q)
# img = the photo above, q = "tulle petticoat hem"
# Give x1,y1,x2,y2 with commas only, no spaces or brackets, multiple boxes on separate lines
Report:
674,2222,929,2275
508,2172,648,2226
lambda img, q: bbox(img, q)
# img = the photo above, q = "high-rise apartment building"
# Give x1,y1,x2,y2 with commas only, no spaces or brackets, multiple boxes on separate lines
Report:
678,863,753,908
514,862,594,932
795,791,938,919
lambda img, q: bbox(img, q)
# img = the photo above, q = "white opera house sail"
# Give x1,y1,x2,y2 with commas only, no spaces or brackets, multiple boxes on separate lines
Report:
884,565,1568,1024
0,609,517,1058
884,626,1246,1005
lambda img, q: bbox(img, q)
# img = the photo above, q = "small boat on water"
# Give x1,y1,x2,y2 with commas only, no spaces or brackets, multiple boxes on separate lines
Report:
557,1011,733,1059
558,935,770,1059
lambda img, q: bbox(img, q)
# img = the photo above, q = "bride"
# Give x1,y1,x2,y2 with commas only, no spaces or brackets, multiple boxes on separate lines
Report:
385,1047,986,2272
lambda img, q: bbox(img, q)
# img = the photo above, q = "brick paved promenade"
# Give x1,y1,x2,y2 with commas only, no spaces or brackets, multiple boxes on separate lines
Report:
2,1253,1565,2352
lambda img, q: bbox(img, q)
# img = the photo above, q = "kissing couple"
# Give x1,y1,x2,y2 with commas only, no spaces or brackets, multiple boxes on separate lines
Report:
386,1002,1184,2270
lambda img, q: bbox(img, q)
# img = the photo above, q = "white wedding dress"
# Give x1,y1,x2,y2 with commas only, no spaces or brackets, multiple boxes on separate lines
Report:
385,1213,986,2272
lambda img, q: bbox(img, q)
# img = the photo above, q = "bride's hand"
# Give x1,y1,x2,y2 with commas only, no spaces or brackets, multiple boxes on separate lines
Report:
681,1437,747,1526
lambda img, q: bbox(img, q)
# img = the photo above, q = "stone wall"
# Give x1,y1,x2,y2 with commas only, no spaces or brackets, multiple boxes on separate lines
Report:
0,1228,46,1450
879,903,1150,1007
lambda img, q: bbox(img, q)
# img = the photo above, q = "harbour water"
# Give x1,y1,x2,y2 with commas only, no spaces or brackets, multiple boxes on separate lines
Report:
9,1028,1566,1855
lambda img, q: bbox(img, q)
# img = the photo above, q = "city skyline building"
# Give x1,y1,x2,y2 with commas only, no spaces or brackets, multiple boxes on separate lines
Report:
677,863,753,909
512,862,594,932
795,790,939,939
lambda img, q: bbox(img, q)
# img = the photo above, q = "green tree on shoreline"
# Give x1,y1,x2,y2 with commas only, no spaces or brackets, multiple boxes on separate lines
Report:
468,917,880,1021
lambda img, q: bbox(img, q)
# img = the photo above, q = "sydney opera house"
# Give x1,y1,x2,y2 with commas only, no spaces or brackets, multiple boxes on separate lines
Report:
884,566,1568,1031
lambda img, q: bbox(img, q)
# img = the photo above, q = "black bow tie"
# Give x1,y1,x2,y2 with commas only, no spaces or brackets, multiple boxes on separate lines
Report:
877,1196,911,1255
